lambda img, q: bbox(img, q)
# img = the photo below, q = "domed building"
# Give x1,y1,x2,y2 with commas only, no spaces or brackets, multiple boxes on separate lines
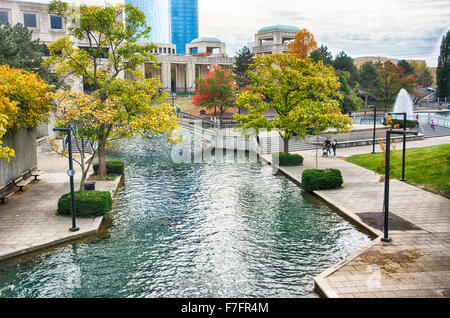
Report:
185,37,226,55
252,24,300,56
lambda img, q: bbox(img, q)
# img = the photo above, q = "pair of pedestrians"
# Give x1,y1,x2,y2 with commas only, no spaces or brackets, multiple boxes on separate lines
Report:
322,138,338,157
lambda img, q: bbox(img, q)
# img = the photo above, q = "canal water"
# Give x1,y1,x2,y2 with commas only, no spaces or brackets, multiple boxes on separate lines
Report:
0,134,370,298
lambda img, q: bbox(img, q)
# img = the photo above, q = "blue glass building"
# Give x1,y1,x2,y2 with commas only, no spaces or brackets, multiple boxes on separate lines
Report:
125,0,171,44
171,0,199,54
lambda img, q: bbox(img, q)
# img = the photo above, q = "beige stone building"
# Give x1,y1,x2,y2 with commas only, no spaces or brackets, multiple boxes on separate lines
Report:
354,56,426,69
252,24,300,56
0,0,234,95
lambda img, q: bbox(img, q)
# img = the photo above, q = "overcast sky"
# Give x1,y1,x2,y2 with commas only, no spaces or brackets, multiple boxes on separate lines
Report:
22,0,450,66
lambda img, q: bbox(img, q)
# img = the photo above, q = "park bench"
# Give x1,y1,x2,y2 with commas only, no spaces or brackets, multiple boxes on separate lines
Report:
11,175,33,191
0,190,14,204
0,181,15,204
28,168,42,181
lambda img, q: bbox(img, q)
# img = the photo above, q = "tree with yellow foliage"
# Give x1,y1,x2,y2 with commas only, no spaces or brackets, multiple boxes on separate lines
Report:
0,64,53,161
288,29,318,59
234,54,351,154
45,1,180,176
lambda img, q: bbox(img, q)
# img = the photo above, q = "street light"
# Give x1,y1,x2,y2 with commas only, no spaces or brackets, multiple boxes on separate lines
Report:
382,129,418,242
53,127,79,232
367,105,377,154
387,112,407,181
171,92,177,116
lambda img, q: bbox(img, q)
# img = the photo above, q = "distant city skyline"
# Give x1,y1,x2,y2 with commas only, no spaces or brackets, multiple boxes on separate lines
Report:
16,0,450,66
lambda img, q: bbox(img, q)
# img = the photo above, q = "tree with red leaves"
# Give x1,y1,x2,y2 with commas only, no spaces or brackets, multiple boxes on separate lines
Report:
192,65,236,118
376,61,416,111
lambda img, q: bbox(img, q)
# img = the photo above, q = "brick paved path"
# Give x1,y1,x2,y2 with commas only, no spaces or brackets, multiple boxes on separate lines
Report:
0,153,121,261
262,136,450,298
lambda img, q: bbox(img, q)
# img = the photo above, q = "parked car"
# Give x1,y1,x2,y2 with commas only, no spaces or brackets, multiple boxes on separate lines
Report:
426,87,436,92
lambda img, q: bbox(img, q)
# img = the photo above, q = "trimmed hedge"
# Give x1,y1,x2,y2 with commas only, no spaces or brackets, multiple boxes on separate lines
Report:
93,160,124,175
301,169,343,192
57,190,113,218
274,153,304,166
382,118,418,129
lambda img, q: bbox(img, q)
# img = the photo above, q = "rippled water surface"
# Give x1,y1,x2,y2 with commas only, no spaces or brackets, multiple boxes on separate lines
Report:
0,134,370,298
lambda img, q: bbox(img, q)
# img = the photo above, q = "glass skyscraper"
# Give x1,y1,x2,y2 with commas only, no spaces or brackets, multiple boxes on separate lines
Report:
171,0,199,54
125,0,171,44
126,0,199,54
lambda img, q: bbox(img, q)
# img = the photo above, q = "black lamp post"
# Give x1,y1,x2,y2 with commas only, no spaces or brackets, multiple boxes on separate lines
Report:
53,128,79,232
171,92,176,115
367,105,377,154
382,129,418,242
388,112,407,181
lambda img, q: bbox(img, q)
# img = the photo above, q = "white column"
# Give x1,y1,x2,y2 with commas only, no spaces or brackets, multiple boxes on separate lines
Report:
186,62,196,93
161,62,171,91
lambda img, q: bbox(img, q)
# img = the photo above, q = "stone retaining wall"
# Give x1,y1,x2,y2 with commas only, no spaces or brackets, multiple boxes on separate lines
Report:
0,129,37,187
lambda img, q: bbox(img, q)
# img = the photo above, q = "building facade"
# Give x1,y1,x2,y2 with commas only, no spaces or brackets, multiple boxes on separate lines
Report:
252,25,300,56
125,0,171,44
171,0,198,54
1,0,231,95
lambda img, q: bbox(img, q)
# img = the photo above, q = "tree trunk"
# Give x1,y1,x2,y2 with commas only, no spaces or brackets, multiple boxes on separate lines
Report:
97,137,107,176
283,137,289,154
315,135,319,169
79,166,87,191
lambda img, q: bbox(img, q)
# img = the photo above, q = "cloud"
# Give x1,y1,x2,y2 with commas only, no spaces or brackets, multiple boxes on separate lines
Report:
199,0,450,66
18,0,450,66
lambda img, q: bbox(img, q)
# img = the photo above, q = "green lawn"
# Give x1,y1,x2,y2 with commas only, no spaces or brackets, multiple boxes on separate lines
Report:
345,144,450,198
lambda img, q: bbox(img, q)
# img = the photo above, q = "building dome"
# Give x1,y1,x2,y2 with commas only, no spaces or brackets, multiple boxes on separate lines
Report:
190,37,221,43
257,25,300,33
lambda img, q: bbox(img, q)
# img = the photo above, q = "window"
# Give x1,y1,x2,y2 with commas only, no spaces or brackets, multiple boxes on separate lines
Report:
23,13,37,28
163,48,167,54
159,47,162,54
50,15,62,30
0,11,8,25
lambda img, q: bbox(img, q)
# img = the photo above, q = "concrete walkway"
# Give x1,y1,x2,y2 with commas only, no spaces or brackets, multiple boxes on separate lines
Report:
262,136,450,298
0,151,121,261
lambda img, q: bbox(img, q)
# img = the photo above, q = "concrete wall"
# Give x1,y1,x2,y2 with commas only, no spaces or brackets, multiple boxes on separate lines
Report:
0,129,37,187
36,111,56,138
305,128,389,143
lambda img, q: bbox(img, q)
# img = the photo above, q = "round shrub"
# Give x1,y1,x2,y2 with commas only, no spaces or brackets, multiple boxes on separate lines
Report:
274,153,304,166
57,190,113,218
301,169,343,192
93,160,124,175
382,118,418,129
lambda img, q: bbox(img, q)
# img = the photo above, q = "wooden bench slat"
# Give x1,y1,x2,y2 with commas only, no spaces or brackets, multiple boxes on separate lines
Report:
0,192,14,203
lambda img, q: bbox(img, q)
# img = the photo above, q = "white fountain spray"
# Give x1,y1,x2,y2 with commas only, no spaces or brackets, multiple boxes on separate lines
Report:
393,88,414,120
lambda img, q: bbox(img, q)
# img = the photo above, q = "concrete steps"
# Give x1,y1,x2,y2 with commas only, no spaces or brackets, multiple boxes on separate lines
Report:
259,136,316,154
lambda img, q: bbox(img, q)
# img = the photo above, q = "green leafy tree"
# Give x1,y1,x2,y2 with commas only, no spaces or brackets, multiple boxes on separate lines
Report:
232,46,254,89
376,61,416,111
336,70,363,113
397,60,415,76
192,66,236,118
309,44,333,66
409,60,432,88
234,54,351,154
437,30,450,98
0,23,59,86
45,1,180,176
358,61,381,106
333,51,358,86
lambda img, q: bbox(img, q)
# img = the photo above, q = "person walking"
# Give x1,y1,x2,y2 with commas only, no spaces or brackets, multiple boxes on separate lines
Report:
431,119,435,131
321,141,328,157
332,139,338,156
325,138,331,156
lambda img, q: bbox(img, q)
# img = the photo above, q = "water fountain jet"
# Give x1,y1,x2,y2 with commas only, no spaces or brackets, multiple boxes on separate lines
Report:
393,88,414,119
